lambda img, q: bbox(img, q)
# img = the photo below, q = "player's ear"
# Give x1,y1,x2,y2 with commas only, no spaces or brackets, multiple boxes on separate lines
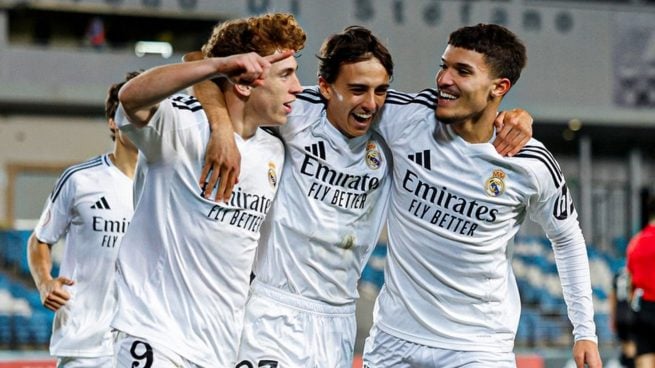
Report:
491,77,511,98
234,83,252,97
108,117,118,130
318,76,331,101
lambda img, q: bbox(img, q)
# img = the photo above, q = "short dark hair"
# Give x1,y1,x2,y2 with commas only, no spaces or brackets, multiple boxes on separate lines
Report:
317,26,394,84
448,23,527,86
105,70,141,140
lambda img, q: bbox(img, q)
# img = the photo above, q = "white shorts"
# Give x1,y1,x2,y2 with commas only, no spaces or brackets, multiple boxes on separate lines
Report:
56,356,112,368
114,331,201,368
363,325,516,368
236,280,357,368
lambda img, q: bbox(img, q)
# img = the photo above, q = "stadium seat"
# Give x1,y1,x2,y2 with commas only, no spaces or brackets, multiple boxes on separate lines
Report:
0,314,12,346
30,310,53,345
359,243,387,292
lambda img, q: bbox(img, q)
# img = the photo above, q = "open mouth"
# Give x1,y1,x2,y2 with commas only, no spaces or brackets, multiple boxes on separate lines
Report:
352,111,373,123
437,90,458,100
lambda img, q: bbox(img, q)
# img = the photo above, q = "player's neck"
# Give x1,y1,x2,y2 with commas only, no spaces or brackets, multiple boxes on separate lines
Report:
111,141,137,179
450,98,504,143
226,94,259,139
228,112,259,139
451,109,497,144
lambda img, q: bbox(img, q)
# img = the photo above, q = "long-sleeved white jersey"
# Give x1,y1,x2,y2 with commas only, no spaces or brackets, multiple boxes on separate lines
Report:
371,89,597,352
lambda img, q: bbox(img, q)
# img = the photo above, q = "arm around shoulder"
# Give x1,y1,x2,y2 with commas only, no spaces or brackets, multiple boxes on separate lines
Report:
186,53,241,203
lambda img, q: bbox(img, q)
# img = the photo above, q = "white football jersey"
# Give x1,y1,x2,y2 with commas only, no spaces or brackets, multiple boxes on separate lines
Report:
35,153,134,357
252,88,391,306
112,94,284,367
371,89,597,352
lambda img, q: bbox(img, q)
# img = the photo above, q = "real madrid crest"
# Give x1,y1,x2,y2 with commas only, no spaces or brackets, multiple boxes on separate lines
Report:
365,141,382,170
485,169,506,197
267,162,278,188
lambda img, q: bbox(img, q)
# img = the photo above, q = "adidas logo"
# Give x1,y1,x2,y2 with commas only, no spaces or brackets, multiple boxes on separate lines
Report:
91,196,111,210
304,141,326,160
408,150,431,170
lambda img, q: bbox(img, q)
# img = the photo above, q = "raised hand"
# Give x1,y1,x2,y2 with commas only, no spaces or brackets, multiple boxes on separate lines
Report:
219,50,295,86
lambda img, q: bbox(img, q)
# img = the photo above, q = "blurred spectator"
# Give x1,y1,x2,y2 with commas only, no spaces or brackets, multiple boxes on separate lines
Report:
84,16,106,50
626,196,655,368
609,266,636,368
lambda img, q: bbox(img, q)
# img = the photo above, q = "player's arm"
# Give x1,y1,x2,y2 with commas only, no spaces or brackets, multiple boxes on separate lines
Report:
184,51,241,203
492,108,533,156
26,233,74,311
546,224,602,368
526,159,601,367
119,51,293,129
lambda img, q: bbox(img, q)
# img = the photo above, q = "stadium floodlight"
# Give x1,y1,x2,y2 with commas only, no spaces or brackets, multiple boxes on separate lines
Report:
134,41,173,58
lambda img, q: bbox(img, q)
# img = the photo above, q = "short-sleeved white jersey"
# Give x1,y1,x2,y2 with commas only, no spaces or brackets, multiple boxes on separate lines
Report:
372,89,596,352
34,153,134,357
112,94,284,367
252,88,391,306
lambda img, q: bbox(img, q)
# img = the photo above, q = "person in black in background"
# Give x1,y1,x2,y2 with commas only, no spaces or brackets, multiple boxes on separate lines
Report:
610,266,636,368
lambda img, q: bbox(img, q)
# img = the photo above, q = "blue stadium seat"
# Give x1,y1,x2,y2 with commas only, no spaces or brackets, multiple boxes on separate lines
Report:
360,243,387,291
11,314,33,345
0,314,12,346
30,310,53,345
2,230,32,275
594,313,613,344
0,232,7,267
517,279,539,304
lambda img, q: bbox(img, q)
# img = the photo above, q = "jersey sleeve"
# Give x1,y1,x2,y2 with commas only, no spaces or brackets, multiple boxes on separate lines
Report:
34,171,76,245
115,94,206,164
522,143,598,342
374,88,438,143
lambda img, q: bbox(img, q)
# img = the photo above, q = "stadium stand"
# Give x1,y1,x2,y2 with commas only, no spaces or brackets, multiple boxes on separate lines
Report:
2,228,618,354
357,235,619,350
0,230,55,349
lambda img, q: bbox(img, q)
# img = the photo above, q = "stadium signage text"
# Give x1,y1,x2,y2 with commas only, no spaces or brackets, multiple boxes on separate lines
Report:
63,0,576,34
246,0,576,34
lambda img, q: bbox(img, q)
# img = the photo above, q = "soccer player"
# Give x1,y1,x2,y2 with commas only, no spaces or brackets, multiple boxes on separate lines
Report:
26,71,139,368
189,26,394,368
362,24,602,368
110,13,305,367
191,26,533,367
